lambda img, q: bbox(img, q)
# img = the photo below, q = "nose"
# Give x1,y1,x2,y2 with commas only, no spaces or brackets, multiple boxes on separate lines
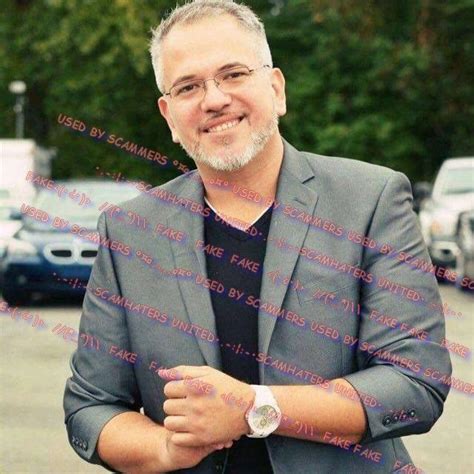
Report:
200,79,232,112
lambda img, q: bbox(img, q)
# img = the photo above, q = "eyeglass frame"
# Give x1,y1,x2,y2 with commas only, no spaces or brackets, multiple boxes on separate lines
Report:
163,64,272,99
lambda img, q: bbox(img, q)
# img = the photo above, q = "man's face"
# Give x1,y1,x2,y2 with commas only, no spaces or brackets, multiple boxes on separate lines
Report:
157,14,286,172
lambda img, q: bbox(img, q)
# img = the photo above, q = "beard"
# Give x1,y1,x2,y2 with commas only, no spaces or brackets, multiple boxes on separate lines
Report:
178,109,279,172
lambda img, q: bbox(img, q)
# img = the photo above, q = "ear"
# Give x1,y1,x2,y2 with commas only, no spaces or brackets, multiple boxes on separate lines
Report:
270,68,287,117
157,96,180,143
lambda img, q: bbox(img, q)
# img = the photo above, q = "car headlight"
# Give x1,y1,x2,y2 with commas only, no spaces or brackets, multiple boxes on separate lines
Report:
7,238,38,257
0,240,7,259
430,213,457,237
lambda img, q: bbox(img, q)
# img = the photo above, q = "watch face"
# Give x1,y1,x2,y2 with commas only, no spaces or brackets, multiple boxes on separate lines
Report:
250,404,280,432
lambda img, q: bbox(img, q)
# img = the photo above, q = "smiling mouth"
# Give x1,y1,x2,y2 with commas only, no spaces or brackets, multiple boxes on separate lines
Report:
204,116,245,133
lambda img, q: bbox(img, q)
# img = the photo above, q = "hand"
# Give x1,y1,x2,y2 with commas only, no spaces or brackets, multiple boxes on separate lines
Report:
160,428,234,471
159,365,255,447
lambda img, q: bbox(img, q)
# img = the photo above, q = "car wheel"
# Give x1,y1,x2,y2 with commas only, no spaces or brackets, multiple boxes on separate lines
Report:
454,257,473,292
456,279,473,292
1,289,32,307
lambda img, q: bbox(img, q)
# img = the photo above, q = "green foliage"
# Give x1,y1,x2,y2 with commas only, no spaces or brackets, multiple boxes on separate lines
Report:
263,0,474,179
1,0,181,183
1,0,472,183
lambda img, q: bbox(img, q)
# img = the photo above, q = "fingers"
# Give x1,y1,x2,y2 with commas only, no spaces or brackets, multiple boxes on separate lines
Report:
159,365,209,381
211,441,233,450
157,368,183,381
163,415,188,432
163,380,187,398
170,432,205,447
170,432,235,448
174,365,211,378
163,398,187,416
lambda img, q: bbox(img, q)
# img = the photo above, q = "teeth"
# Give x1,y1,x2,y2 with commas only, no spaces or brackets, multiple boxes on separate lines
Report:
207,118,241,133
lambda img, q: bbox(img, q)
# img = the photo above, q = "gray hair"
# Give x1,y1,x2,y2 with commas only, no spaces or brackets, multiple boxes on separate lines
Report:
149,0,273,94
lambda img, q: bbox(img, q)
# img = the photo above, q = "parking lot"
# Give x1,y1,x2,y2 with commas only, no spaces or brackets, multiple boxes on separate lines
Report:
0,284,472,473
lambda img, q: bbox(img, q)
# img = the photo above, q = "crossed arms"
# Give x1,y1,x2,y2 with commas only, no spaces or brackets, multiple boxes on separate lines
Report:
64,171,451,472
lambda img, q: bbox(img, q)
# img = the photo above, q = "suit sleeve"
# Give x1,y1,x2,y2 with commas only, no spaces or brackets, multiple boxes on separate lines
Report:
343,171,452,444
63,212,142,469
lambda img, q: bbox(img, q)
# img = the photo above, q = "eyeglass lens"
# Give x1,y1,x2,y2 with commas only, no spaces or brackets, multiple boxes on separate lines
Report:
171,66,253,99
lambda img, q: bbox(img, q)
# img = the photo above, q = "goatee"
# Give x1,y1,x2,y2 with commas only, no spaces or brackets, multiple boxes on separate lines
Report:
179,111,279,172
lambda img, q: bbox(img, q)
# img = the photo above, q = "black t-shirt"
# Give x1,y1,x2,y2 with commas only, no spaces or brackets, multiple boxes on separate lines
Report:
204,202,274,474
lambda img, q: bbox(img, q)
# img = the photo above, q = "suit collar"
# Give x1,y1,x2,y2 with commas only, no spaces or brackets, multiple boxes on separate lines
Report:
279,137,315,185
167,137,315,201
166,137,319,378
256,138,319,381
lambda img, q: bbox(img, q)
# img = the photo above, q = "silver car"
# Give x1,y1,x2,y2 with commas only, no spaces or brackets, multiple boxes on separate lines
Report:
456,210,474,291
0,189,26,259
419,157,474,270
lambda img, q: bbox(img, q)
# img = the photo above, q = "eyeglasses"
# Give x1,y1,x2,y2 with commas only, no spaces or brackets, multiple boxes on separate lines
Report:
164,65,271,101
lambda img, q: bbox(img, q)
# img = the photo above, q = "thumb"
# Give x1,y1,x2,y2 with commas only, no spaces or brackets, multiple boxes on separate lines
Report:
210,441,233,450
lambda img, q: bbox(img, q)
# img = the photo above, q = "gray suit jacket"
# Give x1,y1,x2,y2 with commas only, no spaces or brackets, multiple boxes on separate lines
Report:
64,138,452,473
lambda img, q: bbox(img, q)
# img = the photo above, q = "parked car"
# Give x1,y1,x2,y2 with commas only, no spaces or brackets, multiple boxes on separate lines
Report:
411,182,432,214
418,157,474,271
0,189,25,261
0,180,141,305
455,210,474,292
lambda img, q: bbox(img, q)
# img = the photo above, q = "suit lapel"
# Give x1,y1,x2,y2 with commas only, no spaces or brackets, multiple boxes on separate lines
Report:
166,175,223,370
258,139,318,382
164,138,318,376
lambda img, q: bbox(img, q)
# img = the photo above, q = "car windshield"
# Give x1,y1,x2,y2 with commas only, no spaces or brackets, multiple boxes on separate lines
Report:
31,182,141,223
0,189,11,200
0,206,12,220
440,167,474,195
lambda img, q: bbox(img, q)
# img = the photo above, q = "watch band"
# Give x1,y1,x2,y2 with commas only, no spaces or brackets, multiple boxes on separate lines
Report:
245,385,282,438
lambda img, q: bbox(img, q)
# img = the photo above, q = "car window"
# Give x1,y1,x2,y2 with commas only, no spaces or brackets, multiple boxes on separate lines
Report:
0,206,12,220
33,183,141,221
440,167,474,195
0,189,11,199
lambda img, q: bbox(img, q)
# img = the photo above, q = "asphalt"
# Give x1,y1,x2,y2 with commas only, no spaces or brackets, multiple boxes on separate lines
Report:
0,284,472,473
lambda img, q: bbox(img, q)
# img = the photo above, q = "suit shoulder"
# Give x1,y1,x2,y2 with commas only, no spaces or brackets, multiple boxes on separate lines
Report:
113,170,199,215
302,151,399,188
296,150,411,210
160,169,200,193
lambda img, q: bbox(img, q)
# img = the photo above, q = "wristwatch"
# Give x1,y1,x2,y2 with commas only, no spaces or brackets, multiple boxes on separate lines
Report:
245,385,282,438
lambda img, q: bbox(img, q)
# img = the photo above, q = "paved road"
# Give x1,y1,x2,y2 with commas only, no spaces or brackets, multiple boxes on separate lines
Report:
402,284,473,474
0,285,472,473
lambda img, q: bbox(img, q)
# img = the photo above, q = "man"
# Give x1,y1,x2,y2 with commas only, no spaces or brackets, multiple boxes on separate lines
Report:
64,1,452,473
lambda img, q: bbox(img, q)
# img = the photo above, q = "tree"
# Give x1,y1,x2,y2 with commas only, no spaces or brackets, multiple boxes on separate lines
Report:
1,0,472,183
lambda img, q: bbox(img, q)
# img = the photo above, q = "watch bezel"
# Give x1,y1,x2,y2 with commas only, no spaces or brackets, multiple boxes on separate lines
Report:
246,402,281,437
